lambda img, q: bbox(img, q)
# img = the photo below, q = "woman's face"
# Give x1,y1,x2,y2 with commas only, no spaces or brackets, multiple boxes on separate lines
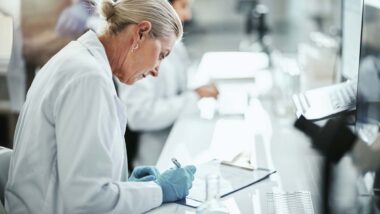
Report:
172,0,193,23
114,23,177,85
120,36,175,84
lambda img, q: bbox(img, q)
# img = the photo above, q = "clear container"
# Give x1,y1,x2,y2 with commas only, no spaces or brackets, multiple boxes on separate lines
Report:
270,52,301,117
196,175,230,214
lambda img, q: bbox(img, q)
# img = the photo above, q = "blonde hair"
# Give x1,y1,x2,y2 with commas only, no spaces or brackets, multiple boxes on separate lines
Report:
100,0,183,39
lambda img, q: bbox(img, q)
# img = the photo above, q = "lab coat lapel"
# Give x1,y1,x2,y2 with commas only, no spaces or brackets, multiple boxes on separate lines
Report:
77,30,113,80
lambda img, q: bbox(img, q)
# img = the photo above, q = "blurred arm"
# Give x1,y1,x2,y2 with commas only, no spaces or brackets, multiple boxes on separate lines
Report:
121,77,199,131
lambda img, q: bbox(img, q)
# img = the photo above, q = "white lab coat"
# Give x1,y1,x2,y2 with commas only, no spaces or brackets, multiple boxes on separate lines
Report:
119,42,199,166
5,31,162,214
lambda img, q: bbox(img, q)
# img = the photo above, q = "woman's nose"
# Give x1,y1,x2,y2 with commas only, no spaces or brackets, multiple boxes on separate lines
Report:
150,67,159,77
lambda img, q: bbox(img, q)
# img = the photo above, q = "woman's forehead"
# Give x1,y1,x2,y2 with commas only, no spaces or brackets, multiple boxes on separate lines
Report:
159,34,177,48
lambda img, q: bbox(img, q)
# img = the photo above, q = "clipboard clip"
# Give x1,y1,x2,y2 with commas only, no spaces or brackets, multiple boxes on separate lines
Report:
220,151,254,171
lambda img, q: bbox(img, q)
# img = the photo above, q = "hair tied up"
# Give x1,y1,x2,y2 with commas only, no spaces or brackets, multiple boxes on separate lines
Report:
102,0,116,21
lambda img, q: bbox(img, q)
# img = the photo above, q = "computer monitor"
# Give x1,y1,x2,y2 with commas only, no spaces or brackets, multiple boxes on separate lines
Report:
356,0,380,143
341,0,364,80
291,0,363,121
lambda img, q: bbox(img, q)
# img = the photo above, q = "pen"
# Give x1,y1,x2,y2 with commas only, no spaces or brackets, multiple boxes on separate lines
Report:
171,158,181,168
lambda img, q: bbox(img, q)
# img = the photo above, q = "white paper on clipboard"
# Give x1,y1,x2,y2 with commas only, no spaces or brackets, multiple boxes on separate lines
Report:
176,160,276,208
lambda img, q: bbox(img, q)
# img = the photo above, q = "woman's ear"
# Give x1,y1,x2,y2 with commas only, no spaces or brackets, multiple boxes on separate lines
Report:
137,21,152,41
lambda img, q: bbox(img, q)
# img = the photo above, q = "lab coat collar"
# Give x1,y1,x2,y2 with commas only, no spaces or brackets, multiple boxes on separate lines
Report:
78,30,113,79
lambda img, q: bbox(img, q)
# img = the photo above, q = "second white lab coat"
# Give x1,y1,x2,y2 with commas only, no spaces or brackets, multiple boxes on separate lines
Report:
5,31,162,214
119,42,199,165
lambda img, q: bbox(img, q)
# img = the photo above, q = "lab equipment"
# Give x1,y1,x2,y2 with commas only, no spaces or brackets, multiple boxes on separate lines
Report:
355,0,380,142
271,53,301,116
292,81,356,120
293,0,364,120
341,0,363,80
196,52,269,81
266,191,315,214
292,0,364,120
171,158,181,168
196,174,229,214
155,165,196,202
180,160,275,206
296,14,380,202
354,3,380,207
216,86,248,116
129,166,160,182
220,151,254,171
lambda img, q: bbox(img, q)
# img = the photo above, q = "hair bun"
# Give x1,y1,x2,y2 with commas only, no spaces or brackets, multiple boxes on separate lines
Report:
101,0,116,22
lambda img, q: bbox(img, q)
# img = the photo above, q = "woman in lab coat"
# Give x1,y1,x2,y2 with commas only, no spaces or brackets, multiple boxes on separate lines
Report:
5,0,195,213
120,0,219,166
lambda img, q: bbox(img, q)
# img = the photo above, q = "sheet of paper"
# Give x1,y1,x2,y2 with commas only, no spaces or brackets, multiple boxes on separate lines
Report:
183,160,275,205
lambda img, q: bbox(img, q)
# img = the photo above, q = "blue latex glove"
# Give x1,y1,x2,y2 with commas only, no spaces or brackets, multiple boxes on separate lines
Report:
55,2,91,36
129,166,160,182
155,165,196,202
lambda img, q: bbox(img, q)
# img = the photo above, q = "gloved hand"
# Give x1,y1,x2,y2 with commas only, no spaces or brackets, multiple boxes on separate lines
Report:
129,166,160,182
55,2,92,37
155,165,196,202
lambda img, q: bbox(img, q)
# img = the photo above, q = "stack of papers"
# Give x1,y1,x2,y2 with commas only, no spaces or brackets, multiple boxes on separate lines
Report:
0,13,13,74
197,52,269,80
217,87,248,115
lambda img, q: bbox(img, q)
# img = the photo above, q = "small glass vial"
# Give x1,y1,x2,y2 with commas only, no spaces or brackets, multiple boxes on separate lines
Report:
196,174,229,214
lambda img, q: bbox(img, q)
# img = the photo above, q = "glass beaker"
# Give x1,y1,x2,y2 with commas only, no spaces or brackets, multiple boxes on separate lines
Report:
270,52,301,117
196,174,230,214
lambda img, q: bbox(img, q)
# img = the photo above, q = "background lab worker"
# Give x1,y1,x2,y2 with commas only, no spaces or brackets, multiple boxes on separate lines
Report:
5,0,195,213
121,0,219,166
55,0,105,37
22,0,105,92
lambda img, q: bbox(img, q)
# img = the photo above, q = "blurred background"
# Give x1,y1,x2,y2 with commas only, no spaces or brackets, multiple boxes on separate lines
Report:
0,0,341,148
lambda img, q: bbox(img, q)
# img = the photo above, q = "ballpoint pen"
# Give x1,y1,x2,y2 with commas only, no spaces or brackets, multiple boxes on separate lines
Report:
171,158,181,168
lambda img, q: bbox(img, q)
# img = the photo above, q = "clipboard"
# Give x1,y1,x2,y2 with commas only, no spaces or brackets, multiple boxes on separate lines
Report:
220,151,254,170
176,159,276,208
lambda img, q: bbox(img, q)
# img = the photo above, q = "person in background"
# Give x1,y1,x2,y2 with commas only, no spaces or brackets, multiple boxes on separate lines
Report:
55,0,105,37
5,0,195,213
120,0,219,167
23,0,105,92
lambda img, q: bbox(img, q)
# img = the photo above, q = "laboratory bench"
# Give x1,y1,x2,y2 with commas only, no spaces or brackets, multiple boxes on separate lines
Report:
147,70,373,213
